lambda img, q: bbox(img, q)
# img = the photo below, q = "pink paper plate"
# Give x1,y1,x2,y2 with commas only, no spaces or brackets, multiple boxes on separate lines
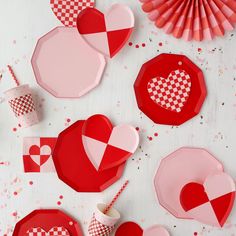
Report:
32,27,106,98
154,147,224,219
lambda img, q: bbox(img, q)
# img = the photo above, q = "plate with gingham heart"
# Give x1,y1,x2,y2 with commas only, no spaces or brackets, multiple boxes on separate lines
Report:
13,209,83,236
134,53,207,126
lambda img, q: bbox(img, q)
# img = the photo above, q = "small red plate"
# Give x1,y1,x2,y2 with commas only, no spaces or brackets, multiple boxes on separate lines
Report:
53,120,125,192
13,209,83,236
134,53,207,125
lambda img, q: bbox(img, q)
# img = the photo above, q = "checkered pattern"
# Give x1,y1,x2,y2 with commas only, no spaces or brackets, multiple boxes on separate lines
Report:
9,94,35,117
147,70,191,113
51,0,95,27
88,215,114,236
27,227,70,236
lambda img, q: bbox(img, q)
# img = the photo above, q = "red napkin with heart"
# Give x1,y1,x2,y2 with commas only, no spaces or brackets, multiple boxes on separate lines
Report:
23,137,57,173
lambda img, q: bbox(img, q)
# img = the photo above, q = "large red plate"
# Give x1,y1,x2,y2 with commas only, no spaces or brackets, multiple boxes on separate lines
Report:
134,53,207,125
53,120,125,192
13,209,83,236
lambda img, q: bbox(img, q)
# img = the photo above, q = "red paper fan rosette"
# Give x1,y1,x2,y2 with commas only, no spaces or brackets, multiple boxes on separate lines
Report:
140,0,236,41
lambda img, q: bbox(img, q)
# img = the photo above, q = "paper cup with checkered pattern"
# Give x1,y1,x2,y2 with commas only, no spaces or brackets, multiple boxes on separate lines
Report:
88,203,120,236
4,84,39,128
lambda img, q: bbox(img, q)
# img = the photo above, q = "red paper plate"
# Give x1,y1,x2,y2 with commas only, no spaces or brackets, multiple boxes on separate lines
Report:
13,209,83,236
134,53,207,126
53,120,125,192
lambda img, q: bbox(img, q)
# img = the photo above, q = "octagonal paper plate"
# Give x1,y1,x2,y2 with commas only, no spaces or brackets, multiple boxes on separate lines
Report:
32,27,106,98
134,53,207,126
13,209,83,236
53,120,125,192
154,147,224,219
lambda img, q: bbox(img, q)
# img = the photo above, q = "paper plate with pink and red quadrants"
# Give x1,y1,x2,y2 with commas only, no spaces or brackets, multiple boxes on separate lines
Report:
77,4,135,58
154,147,236,227
31,27,106,98
13,209,83,236
52,114,139,192
134,53,207,126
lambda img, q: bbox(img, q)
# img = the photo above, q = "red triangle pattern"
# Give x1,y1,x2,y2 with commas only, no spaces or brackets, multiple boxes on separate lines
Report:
107,28,133,58
210,192,235,227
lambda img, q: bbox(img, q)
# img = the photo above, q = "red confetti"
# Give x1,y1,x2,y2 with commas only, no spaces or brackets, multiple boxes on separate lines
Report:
128,42,133,46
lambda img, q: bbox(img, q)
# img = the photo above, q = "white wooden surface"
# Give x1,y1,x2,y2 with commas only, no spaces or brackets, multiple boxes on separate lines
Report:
0,0,236,235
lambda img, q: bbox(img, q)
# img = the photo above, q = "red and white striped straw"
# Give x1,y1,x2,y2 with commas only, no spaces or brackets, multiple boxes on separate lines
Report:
7,65,20,87
104,180,129,214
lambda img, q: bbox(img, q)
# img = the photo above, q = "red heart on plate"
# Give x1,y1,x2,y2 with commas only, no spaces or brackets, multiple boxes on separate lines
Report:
50,0,95,27
27,226,70,236
82,114,139,171
115,222,170,236
147,69,191,113
180,173,235,227
77,4,134,58
29,145,52,166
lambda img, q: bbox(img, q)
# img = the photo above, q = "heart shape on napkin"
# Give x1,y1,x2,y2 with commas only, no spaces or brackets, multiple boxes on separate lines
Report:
50,0,95,27
115,222,170,236
82,114,139,171
77,4,134,58
29,145,52,166
27,226,70,236
147,69,191,113
180,172,236,227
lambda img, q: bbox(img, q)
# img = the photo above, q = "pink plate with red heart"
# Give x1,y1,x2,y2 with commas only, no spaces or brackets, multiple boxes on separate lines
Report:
134,53,207,126
154,147,224,219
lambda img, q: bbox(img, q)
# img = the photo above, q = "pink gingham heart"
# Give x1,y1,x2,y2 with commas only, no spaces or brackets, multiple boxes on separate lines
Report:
27,226,70,236
147,69,191,113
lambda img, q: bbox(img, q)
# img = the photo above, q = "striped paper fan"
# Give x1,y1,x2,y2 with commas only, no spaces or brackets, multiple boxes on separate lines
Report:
140,0,236,41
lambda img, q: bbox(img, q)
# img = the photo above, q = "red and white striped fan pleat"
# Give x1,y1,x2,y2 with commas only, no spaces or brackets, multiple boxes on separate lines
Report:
140,0,236,41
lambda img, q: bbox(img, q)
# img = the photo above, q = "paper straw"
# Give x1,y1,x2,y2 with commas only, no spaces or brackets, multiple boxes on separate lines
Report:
104,180,129,214
7,65,20,86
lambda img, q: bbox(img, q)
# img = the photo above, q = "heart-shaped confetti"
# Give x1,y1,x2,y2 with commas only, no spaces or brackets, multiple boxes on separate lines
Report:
77,4,134,57
180,172,235,227
51,0,95,27
27,226,70,236
29,145,52,166
82,114,139,171
147,69,191,113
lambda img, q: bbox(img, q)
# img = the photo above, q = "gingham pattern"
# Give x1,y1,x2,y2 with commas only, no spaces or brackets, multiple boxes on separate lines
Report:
9,94,35,117
147,70,191,113
27,226,70,236
88,215,114,236
51,0,95,27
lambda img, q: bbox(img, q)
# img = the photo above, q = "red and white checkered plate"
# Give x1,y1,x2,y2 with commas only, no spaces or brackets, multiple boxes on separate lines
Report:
50,0,95,27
